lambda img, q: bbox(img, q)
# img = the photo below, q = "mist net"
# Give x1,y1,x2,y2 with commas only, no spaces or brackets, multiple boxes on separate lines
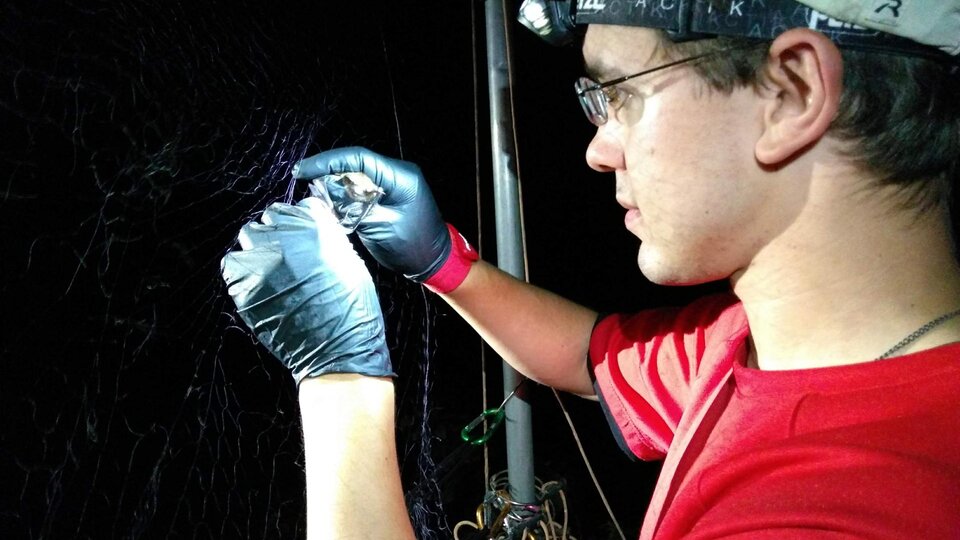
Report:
0,1,485,538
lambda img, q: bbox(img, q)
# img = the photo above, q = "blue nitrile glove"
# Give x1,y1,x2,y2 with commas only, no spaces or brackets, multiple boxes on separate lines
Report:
220,197,392,384
292,147,451,283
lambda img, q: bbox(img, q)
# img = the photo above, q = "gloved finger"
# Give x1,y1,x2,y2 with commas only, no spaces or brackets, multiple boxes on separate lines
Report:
296,196,346,230
261,201,316,227
292,147,367,179
238,221,282,251
220,245,283,298
353,201,403,228
292,147,398,195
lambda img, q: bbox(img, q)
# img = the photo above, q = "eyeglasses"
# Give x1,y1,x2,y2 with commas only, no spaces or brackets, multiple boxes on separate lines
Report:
575,53,713,126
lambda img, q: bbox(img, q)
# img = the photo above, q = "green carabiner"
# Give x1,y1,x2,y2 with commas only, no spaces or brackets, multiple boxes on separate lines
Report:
460,387,519,446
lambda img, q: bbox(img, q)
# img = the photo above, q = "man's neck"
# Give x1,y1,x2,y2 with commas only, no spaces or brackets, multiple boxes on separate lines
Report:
731,186,960,371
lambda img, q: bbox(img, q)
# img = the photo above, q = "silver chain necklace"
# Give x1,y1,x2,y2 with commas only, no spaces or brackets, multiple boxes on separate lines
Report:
876,308,960,360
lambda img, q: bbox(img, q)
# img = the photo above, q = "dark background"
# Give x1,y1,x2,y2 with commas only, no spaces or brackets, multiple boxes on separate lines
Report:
1,1,722,538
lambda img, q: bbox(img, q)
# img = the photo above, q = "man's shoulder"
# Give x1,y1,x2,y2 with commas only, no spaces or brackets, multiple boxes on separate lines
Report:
592,292,749,380
608,292,746,341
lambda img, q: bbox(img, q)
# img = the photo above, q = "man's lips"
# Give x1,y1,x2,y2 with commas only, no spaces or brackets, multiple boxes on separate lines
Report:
615,195,632,210
616,194,642,233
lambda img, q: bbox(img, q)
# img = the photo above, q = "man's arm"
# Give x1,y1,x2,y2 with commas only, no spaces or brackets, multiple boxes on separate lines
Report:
221,199,415,538
294,148,599,396
439,260,598,396
299,375,415,540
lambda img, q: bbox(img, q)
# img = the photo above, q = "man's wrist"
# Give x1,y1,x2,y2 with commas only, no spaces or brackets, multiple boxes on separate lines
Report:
423,224,479,294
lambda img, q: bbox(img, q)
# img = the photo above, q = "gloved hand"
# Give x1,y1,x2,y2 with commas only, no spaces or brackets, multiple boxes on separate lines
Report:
221,197,392,384
292,147,477,293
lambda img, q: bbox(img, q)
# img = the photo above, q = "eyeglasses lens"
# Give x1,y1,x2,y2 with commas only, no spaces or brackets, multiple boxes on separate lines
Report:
575,77,607,126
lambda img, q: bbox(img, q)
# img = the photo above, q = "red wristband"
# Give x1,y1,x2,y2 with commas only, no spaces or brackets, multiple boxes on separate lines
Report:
424,224,479,294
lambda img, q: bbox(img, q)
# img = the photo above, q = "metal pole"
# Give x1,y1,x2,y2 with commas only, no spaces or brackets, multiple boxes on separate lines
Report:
484,0,536,505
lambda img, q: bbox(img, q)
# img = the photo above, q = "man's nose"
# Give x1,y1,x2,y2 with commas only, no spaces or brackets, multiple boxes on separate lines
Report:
585,123,625,172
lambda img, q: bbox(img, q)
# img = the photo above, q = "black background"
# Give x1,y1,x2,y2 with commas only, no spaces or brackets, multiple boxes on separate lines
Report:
1,1,722,538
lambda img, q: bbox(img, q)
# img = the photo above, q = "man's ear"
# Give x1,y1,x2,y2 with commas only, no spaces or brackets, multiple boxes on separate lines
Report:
755,28,843,166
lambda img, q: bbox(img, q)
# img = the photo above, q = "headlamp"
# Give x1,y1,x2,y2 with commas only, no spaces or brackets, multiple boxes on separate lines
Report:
516,0,951,62
517,0,577,46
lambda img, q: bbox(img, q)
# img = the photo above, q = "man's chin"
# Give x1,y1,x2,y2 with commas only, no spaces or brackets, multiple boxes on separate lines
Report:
637,255,683,286
638,252,723,287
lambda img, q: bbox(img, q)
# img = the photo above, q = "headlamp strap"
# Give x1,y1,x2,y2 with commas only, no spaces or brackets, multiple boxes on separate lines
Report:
573,0,946,60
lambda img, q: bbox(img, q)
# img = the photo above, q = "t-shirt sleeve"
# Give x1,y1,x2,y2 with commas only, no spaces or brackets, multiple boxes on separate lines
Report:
589,293,743,461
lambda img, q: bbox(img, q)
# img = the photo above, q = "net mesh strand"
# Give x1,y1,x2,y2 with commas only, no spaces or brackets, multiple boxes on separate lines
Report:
0,1,463,537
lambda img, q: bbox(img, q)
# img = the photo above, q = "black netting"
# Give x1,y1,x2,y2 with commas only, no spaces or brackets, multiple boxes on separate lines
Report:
0,1,477,538
1,1,666,538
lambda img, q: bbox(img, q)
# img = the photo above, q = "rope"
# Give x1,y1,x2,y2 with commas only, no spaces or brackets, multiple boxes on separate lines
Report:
469,0,492,497
458,1,627,537
498,0,626,536
551,389,627,540
499,0,530,281
452,474,579,540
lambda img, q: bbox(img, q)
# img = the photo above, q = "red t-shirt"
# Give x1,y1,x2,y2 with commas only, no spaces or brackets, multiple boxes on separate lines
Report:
589,294,960,539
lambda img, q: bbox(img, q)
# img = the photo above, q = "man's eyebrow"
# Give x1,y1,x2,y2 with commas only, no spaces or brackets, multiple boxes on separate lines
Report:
584,62,622,82
584,46,661,82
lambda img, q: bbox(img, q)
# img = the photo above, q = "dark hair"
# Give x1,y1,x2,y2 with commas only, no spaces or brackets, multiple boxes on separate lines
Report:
658,33,960,214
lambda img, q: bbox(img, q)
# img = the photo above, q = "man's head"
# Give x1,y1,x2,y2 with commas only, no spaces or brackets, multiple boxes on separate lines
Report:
522,0,960,285
658,25,960,215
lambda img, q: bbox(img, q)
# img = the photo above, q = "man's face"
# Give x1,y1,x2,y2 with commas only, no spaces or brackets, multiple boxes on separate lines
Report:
582,25,798,286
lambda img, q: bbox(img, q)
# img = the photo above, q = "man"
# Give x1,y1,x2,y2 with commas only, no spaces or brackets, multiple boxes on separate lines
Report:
222,0,960,537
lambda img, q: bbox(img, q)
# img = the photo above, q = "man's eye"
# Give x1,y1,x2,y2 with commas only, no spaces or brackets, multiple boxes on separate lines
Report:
602,86,624,107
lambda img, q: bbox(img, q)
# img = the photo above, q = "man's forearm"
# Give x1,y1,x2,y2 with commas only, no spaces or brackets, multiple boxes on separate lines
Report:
299,374,415,540
439,260,598,396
